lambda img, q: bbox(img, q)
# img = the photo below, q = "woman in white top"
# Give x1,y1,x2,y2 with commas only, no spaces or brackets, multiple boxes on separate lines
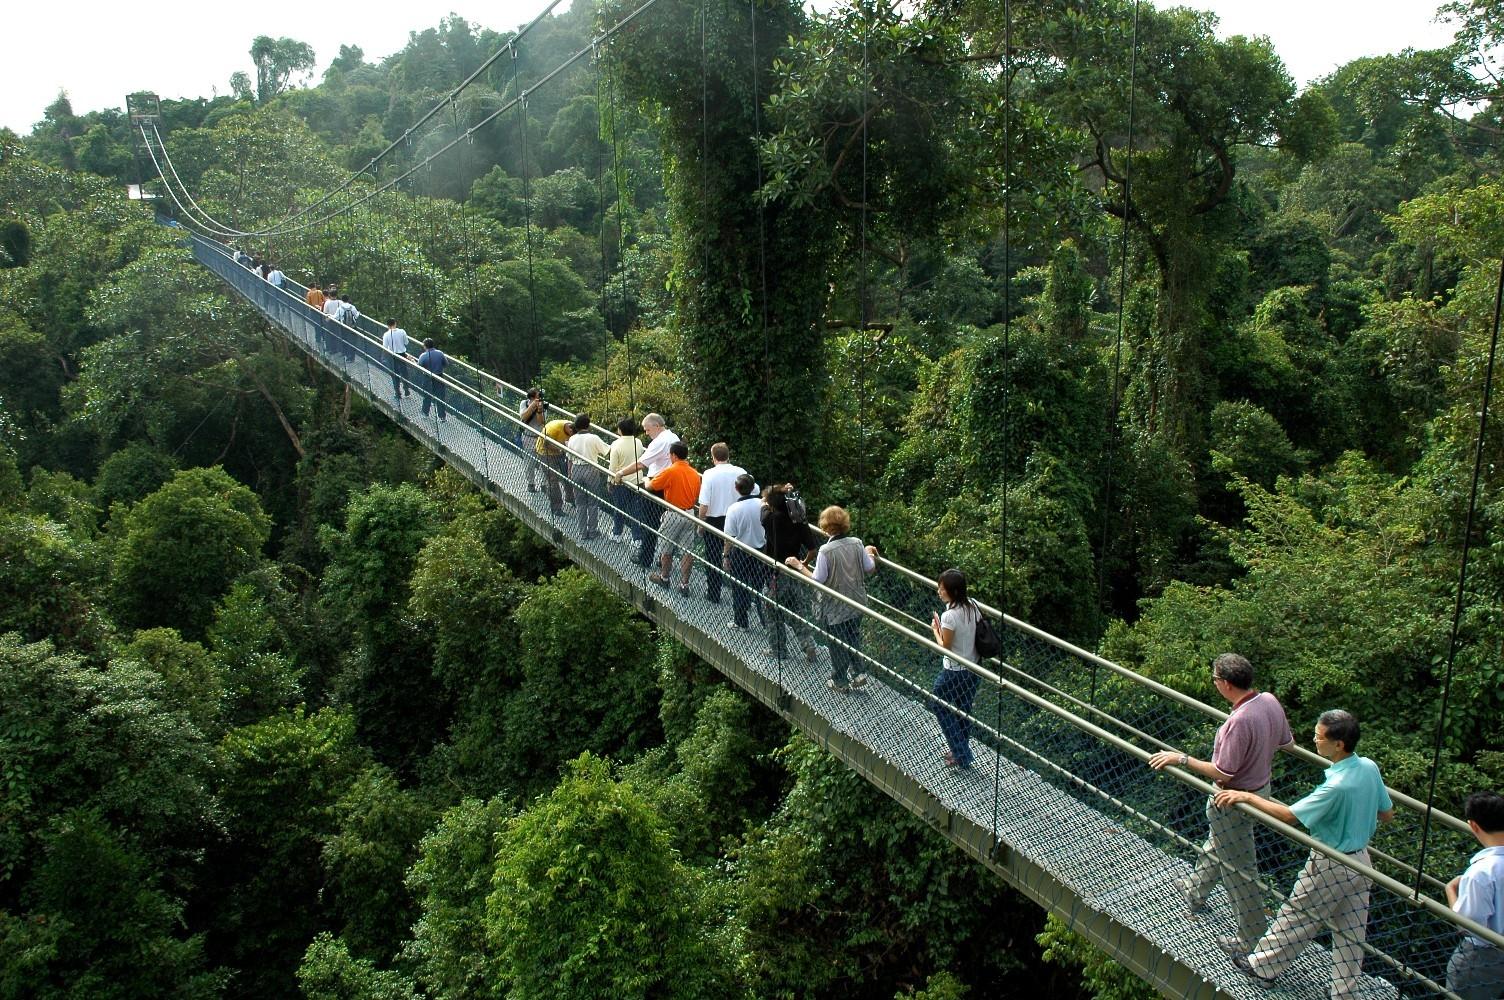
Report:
930,567,981,769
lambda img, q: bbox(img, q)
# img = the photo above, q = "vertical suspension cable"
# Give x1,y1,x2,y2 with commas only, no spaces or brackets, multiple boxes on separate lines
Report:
989,0,1014,855
608,67,636,416
595,48,613,403
856,10,871,500
1415,253,1504,894
512,48,542,381
454,99,480,367
747,0,784,676
1092,0,1139,705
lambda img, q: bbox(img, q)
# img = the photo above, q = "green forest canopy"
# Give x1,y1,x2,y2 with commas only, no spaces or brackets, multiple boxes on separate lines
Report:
2,1,1504,997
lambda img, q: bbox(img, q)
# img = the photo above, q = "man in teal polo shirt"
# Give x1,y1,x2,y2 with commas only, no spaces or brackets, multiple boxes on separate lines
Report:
1213,709,1394,998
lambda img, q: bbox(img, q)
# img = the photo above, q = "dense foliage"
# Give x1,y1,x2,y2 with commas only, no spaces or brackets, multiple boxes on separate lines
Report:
3,0,1503,996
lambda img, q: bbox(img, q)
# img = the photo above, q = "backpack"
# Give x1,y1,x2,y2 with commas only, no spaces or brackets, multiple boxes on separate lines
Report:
784,489,807,526
972,605,1002,660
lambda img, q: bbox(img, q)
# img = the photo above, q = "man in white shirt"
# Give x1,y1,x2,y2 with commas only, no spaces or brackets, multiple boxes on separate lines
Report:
697,442,754,605
565,414,610,540
381,319,410,399
611,413,679,568
266,265,285,288
518,388,547,492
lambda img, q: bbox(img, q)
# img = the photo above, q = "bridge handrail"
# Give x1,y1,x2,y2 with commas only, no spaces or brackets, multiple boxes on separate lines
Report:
198,236,1504,976
207,234,1474,844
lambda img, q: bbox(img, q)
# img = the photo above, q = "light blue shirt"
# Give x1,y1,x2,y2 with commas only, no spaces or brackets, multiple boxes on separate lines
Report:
724,495,765,551
1455,845,1504,945
1290,755,1393,853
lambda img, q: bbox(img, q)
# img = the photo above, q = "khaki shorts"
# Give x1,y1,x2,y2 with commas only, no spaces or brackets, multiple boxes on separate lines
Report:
659,508,699,551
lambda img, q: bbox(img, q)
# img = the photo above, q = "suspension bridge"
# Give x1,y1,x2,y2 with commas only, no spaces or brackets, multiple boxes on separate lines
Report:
177,231,1502,1000
119,0,1504,991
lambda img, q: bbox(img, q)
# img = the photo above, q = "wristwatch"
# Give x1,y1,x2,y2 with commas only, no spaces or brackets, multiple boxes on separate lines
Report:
1178,754,1189,767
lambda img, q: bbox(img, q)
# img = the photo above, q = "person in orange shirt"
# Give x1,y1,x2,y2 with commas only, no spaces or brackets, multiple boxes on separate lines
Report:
646,441,702,595
305,284,325,310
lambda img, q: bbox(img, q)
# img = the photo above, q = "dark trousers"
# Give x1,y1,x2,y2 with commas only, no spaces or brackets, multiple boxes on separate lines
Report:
827,616,863,685
387,353,405,396
702,515,726,602
608,483,637,538
728,550,767,628
420,376,447,419
636,493,664,567
932,668,981,766
769,574,815,658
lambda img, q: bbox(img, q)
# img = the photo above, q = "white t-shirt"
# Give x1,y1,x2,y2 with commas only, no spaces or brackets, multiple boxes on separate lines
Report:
323,298,342,317
567,432,609,468
724,494,765,550
607,435,644,486
940,602,980,671
266,269,285,287
382,327,408,355
639,429,680,476
698,463,751,518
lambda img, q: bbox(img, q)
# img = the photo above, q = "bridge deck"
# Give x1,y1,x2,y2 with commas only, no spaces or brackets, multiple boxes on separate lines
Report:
195,234,1470,1000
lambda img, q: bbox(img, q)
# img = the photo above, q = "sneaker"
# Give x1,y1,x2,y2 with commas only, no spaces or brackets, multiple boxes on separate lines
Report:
1229,954,1275,988
827,679,850,693
649,573,670,588
1177,877,1208,916
803,646,818,663
677,584,690,596
849,673,870,688
527,484,538,493
728,622,746,631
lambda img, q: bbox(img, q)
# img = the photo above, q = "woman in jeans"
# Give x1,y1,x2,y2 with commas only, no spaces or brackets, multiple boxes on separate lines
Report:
786,505,878,692
929,568,981,768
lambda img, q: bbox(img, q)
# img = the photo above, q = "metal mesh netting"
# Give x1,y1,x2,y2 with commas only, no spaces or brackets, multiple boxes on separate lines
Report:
198,235,1503,1000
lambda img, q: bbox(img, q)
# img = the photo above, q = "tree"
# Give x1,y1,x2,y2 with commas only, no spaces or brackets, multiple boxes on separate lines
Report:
211,708,366,998
109,466,271,640
485,755,731,998
0,635,222,999
250,36,317,103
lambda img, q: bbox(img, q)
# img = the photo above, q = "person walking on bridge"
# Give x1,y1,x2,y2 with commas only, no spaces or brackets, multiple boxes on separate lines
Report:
518,388,547,493
929,568,981,768
611,413,678,569
646,441,701,594
382,319,410,399
786,505,877,693
1214,709,1393,999
1148,653,1292,950
697,442,752,606
417,339,448,421
1446,790,1504,1000
305,282,325,312
536,415,577,516
565,414,609,539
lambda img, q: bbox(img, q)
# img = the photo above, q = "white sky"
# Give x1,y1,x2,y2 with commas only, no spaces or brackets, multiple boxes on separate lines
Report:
0,0,1460,135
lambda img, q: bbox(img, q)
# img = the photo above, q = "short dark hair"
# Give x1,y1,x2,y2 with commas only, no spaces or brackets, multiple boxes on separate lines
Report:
1464,791,1504,833
711,442,729,462
572,414,591,432
616,416,637,435
735,473,755,496
423,338,435,349
387,318,397,326
669,441,689,461
1317,709,1360,753
527,387,542,399
1212,653,1253,690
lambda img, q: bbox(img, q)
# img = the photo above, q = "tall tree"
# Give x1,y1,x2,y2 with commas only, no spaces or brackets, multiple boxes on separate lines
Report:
250,36,317,103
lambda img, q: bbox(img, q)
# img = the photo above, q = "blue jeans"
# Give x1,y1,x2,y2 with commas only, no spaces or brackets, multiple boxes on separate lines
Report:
932,668,980,766
1449,939,1504,1000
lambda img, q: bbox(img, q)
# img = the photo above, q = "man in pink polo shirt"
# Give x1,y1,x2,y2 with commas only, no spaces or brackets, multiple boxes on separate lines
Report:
1149,653,1293,950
